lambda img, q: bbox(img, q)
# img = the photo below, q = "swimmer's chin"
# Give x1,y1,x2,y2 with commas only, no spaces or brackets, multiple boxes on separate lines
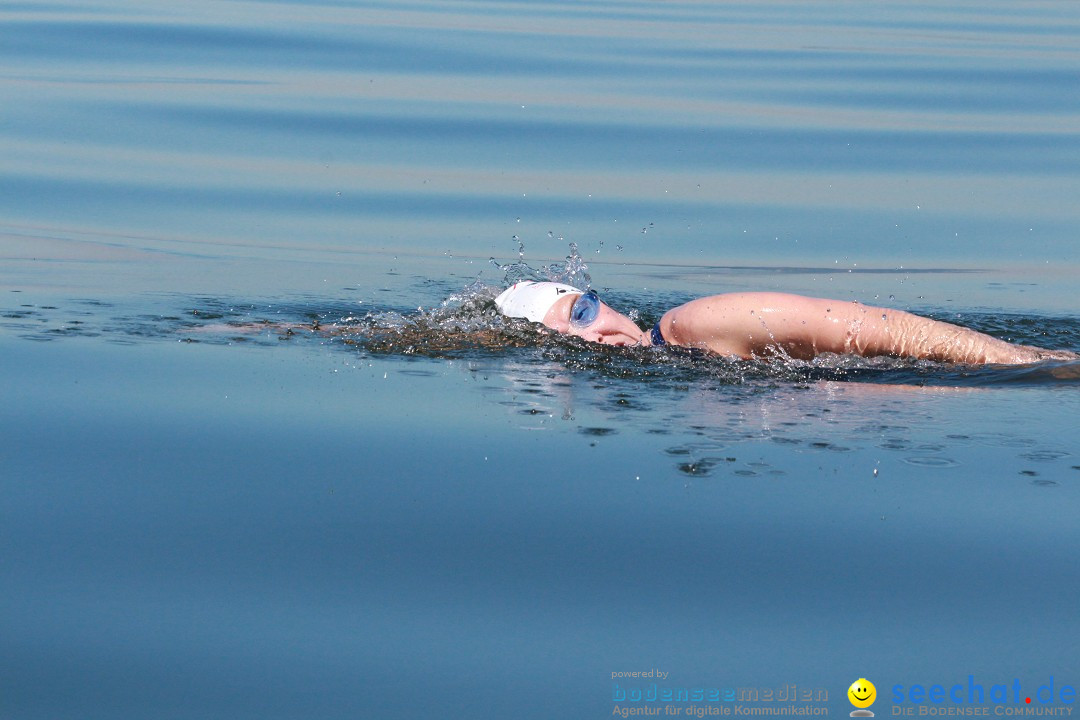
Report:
597,335,650,348
587,329,650,347
538,324,648,347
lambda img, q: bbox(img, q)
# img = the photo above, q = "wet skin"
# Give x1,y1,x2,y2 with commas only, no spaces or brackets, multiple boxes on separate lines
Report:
541,293,648,346
541,291,1078,364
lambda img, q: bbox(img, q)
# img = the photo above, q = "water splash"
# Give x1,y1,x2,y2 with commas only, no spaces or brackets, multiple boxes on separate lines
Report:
6,278,1077,388
489,240,592,290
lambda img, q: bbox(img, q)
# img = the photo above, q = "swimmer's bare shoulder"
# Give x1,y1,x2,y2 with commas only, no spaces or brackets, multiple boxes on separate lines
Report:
661,292,1080,364
660,292,816,358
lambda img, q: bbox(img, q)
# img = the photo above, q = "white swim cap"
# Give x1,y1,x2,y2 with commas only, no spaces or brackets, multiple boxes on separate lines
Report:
494,281,582,323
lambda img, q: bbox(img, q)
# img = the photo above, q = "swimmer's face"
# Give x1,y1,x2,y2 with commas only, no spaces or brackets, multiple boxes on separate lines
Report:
848,679,876,709
542,292,646,347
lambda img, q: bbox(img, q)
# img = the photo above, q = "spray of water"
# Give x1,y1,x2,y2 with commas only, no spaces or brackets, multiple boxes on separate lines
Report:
98,235,1076,387
489,240,592,290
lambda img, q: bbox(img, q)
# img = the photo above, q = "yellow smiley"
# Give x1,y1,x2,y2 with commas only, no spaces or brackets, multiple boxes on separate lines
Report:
848,678,876,708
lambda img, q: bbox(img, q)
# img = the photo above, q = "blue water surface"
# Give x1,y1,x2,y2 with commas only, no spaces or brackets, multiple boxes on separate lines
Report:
2,1,1079,718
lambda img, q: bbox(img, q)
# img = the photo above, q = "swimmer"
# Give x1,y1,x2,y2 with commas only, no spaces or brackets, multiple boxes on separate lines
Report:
494,281,1079,364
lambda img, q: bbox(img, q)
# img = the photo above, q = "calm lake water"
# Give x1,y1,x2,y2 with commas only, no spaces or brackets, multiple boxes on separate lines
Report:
2,1,1079,718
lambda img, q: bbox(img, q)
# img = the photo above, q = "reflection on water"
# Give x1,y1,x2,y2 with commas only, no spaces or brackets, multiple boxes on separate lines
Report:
3,280,1077,486
3,0,1080,271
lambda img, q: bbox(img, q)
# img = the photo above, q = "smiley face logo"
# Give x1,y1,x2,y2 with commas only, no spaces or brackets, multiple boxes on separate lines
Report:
848,678,876,709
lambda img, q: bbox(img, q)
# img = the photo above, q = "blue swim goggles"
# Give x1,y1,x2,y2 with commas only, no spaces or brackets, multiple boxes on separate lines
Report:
569,289,601,328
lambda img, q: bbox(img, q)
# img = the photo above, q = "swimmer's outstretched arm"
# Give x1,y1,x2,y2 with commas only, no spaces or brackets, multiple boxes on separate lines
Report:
658,293,1076,364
